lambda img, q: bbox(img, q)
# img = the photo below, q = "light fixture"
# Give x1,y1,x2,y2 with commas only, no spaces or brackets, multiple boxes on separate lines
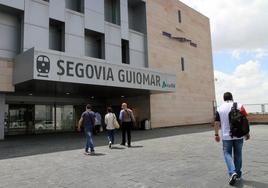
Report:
28,93,33,96
91,96,94,99
121,95,125,98
66,92,70,95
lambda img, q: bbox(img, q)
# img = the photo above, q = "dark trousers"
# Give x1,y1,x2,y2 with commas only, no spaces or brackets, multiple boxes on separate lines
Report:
121,122,132,146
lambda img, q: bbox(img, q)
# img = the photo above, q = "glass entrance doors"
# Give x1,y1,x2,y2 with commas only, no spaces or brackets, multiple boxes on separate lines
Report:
7,104,76,135
8,104,34,135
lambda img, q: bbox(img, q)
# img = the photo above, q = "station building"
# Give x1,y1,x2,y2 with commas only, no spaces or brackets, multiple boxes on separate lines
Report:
0,0,215,139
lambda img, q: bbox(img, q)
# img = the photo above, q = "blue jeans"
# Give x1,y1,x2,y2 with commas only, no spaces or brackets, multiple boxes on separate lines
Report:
85,130,94,152
107,129,115,144
222,139,243,177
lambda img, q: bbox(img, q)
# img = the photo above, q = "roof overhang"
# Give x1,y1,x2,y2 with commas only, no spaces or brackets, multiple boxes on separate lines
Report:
14,48,176,93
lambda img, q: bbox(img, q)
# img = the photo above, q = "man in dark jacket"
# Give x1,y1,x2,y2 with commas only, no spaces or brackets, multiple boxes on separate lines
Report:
78,104,96,155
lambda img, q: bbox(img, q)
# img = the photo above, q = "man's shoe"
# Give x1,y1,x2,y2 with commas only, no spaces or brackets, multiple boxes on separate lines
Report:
109,141,112,149
229,173,238,186
120,143,125,146
84,151,90,155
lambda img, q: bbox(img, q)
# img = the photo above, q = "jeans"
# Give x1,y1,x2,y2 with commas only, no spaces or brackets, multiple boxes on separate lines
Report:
85,130,94,152
222,139,244,177
107,129,115,144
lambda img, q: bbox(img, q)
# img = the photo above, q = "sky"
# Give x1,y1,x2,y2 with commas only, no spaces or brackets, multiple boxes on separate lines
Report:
179,0,268,108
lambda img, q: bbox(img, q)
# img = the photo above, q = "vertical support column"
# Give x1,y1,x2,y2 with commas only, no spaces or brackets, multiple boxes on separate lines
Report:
0,93,5,140
120,0,129,40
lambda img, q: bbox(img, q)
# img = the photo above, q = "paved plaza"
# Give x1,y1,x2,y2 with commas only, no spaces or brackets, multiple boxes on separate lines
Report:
0,124,268,188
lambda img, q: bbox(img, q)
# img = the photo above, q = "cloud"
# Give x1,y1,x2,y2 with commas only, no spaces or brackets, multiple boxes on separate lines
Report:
214,61,268,106
254,48,268,59
180,0,268,51
231,50,241,60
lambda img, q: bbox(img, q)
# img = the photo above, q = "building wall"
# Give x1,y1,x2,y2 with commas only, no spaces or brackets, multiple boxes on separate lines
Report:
0,60,14,92
146,0,215,128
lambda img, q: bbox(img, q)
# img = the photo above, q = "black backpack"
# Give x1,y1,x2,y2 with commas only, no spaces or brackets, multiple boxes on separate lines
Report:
229,102,250,138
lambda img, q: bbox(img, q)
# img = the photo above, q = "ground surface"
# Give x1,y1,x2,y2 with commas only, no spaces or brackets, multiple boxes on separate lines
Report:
0,124,267,188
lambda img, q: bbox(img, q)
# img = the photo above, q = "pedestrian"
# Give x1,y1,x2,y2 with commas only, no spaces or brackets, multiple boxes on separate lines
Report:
104,107,116,149
214,92,250,186
77,104,96,155
119,103,135,147
94,111,102,134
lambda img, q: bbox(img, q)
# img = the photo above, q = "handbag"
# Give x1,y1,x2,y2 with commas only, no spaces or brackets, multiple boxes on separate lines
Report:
113,113,120,129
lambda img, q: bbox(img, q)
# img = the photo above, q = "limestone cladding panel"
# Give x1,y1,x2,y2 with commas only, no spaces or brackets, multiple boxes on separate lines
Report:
147,0,215,128
0,60,14,92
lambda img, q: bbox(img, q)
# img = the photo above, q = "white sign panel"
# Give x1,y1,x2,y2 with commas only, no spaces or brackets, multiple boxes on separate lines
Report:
31,50,176,92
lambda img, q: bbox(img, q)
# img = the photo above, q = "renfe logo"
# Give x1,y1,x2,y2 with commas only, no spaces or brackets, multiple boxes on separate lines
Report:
36,55,50,77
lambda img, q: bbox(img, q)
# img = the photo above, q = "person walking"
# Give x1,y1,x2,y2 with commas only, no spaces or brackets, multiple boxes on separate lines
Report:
214,92,250,186
94,111,102,134
119,103,135,147
77,104,96,155
104,107,116,149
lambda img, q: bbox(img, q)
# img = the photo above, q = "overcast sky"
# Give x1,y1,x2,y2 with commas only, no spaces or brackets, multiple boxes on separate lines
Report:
180,0,268,108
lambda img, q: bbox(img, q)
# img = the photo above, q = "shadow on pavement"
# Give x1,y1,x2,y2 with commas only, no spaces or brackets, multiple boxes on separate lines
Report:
0,124,212,160
129,145,143,148
111,146,125,150
235,179,268,188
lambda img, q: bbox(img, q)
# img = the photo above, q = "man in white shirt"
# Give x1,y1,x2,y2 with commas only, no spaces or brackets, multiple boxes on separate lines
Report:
214,92,250,186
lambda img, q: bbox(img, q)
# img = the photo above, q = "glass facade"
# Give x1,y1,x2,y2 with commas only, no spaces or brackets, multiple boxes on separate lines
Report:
6,104,75,135
56,105,74,131
35,105,55,132
7,104,34,135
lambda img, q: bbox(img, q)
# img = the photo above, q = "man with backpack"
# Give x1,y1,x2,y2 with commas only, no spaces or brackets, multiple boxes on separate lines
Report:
214,92,250,186
77,104,96,155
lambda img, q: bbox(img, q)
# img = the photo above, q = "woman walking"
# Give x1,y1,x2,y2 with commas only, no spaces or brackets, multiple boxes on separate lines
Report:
104,107,116,149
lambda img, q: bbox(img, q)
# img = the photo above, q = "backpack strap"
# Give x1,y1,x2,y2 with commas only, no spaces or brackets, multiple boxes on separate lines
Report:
233,102,237,110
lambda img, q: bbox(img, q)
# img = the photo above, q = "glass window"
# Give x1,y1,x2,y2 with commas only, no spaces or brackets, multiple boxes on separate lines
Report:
56,105,74,131
4,105,8,133
9,107,27,129
65,0,84,13
122,39,130,64
178,10,181,23
105,0,121,25
181,57,185,71
85,29,105,59
49,19,65,52
35,105,55,132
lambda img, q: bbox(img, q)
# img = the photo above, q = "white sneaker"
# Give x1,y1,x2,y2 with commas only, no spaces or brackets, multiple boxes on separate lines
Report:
229,173,238,186
109,141,112,149
84,151,90,155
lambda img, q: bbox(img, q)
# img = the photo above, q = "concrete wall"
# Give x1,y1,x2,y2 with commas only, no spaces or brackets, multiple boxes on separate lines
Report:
147,0,215,128
0,93,5,140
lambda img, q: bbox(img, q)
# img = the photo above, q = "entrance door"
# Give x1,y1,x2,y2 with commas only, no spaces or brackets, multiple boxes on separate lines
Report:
8,104,34,135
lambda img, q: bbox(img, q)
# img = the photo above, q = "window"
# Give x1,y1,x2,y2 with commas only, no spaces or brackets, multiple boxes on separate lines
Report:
49,19,65,52
65,0,84,13
105,0,120,25
181,57,185,71
122,39,130,64
128,0,146,33
178,10,181,23
85,29,105,59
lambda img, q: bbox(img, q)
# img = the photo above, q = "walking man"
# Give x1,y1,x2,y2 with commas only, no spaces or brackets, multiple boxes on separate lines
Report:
119,103,135,147
78,104,96,155
214,92,250,185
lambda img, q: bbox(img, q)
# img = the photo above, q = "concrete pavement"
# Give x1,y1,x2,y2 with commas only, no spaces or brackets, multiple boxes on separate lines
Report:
0,124,267,188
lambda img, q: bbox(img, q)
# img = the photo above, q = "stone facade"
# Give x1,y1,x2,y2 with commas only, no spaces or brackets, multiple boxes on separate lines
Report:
0,59,14,92
147,0,215,128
